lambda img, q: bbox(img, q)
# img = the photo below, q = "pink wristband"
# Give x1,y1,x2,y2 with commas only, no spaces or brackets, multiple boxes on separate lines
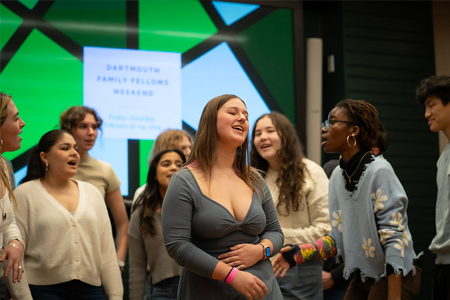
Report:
225,267,238,284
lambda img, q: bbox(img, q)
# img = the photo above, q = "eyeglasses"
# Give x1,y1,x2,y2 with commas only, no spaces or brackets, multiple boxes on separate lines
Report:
321,119,354,130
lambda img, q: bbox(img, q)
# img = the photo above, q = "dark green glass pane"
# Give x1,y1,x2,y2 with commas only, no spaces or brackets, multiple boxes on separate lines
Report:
18,0,39,10
237,8,295,123
44,0,127,48
0,4,22,50
139,0,217,53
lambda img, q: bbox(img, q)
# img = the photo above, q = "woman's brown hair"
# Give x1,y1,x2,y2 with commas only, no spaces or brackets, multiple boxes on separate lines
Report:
185,94,263,192
59,106,103,133
250,112,308,215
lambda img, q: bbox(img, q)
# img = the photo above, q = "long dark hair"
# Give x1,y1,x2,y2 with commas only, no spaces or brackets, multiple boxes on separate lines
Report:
250,112,308,215
133,148,186,235
21,130,70,184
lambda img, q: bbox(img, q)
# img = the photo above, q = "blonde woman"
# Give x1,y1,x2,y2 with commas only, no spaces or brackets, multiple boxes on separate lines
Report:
0,92,26,292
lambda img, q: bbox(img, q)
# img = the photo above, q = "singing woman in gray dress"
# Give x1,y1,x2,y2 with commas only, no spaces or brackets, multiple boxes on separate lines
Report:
161,94,284,299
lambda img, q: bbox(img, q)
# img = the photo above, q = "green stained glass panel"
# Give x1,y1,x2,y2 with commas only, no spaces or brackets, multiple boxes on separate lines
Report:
139,139,154,186
0,29,83,160
237,8,295,123
0,4,22,50
139,0,217,53
44,0,127,48
17,0,39,10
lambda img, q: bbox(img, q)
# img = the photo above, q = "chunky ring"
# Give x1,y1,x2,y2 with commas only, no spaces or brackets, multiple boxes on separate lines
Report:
18,266,22,269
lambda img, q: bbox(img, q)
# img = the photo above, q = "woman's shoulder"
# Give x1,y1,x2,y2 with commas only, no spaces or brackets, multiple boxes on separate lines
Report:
250,167,264,180
168,167,198,191
360,156,400,187
369,155,395,173
303,158,323,170
74,180,104,199
302,158,329,180
82,156,114,171
15,179,40,192
172,167,194,181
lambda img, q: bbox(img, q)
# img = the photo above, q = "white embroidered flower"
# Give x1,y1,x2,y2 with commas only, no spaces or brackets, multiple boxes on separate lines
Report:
394,239,405,257
401,231,411,246
389,212,405,231
331,210,343,232
362,238,375,258
378,229,395,244
371,189,388,213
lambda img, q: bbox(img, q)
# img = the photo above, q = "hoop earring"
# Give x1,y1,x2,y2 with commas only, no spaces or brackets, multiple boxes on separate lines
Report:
347,134,357,147
45,163,48,172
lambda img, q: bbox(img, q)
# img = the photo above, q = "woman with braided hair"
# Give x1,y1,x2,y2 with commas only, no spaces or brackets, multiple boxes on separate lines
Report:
273,99,421,300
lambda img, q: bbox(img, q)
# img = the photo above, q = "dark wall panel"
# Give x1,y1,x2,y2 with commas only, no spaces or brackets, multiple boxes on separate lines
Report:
341,1,437,298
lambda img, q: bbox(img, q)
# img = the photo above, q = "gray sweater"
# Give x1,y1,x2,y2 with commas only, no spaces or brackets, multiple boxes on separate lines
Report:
128,207,181,300
429,143,450,264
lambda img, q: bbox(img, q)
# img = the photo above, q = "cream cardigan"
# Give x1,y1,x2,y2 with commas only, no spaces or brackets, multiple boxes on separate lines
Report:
0,158,25,277
0,190,24,278
265,158,331,245
7,179,123,300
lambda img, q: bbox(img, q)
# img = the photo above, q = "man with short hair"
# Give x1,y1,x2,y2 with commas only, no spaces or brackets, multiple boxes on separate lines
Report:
417,75,450,300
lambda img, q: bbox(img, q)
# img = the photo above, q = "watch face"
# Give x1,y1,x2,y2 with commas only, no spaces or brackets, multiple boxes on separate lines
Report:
118,260,125,267
265,247,271,258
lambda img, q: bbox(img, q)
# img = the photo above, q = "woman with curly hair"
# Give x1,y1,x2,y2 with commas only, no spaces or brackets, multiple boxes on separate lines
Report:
250,111,331,300
273,100,421,300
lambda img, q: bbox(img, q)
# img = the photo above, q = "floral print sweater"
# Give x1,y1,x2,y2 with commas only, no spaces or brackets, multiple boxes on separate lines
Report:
328,155,418,281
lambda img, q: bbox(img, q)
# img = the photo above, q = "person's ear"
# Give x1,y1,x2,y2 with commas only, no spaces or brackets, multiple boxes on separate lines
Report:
372,147,380,156
39,152,48,165
350,125,360,137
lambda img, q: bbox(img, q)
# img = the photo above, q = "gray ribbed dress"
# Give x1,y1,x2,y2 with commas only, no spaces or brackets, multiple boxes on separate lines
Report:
162,169,284,299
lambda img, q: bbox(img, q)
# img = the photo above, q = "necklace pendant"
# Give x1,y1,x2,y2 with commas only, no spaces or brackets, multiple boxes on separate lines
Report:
2,212,6,220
